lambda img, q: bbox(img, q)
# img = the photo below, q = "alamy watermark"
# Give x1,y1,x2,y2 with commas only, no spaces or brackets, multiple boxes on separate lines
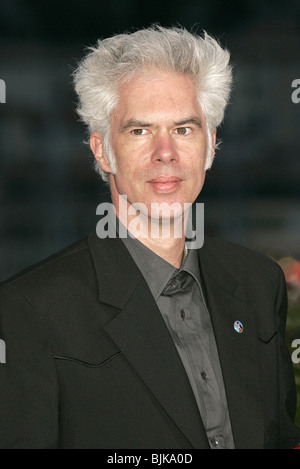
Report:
292,339,300,364
0,79,6,103
291,79,300,104
0,339,6,363
96,196,204,249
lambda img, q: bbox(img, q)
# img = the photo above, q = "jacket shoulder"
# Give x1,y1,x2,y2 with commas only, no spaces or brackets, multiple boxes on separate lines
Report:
0,236,92,296
204,236,281,273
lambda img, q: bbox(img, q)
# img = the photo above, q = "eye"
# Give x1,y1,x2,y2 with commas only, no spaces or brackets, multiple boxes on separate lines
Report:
175,127,192,135
131,128,148,136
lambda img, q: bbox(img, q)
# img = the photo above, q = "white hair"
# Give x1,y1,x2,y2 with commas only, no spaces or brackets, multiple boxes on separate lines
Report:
73,25,232,181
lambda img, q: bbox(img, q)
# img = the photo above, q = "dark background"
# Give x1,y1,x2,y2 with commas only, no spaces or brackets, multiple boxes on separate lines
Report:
0,0,300,425
1,0,299,279
0,0,299,277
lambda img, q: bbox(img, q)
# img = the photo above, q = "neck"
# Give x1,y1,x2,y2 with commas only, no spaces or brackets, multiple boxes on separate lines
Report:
136,233,186,269
115,195,188,268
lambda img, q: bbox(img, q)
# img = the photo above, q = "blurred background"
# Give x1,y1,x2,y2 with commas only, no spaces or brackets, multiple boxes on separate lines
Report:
0,0,299,425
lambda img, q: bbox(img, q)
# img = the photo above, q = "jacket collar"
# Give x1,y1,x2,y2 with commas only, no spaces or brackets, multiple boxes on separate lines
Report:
88,230,235,306
88,230,142,308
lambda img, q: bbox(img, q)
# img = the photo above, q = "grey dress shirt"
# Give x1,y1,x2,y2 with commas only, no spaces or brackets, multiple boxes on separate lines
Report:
116,220,235,448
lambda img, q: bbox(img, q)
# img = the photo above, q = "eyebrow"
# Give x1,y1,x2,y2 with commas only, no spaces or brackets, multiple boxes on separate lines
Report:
119,117,203,132
173,118,203,128
119,120,152,132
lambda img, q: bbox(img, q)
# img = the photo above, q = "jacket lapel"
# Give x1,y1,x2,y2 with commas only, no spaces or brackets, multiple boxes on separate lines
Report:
88,231,209,449
198,242,265,449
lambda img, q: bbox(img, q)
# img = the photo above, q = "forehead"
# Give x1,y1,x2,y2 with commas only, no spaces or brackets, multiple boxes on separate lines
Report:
112,68,202,125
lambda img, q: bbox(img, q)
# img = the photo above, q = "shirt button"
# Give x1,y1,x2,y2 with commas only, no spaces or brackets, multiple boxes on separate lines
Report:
210,437,219,448
201,371,208,381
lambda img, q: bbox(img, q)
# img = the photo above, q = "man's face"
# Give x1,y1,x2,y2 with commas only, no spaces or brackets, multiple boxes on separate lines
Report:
93,68,215,220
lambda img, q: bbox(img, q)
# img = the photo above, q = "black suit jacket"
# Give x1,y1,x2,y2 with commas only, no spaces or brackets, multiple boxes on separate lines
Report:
0,232,299,448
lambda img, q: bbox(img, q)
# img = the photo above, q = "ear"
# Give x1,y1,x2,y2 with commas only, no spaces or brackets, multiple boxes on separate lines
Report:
90,132,113,174
211,128,217,159
204,128,217,171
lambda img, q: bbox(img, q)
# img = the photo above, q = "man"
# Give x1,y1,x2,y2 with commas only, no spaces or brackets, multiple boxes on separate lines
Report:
0,26,299,449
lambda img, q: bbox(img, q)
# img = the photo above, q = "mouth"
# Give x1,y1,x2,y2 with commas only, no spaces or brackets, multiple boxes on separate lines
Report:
147,176,183,193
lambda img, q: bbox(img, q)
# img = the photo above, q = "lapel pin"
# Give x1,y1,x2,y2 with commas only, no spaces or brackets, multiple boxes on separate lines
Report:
234,320,243,333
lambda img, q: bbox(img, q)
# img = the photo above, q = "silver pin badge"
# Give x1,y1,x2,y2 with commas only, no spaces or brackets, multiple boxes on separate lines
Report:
234,320,243,333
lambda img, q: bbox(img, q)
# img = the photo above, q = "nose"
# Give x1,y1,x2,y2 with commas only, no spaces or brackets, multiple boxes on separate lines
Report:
151,132,178,164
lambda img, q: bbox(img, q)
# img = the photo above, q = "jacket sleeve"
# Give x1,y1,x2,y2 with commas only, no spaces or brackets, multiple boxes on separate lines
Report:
0,283,59,448
276,266,300,448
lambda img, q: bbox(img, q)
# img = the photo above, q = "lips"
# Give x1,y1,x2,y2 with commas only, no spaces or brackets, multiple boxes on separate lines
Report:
147,176,183,193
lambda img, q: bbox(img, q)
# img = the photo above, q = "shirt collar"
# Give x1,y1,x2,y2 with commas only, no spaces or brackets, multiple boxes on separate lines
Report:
116,217,201,300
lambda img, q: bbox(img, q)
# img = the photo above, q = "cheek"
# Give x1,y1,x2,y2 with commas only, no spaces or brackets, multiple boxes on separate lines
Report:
114,164,143,197
114,141,145,172
186,161,206,194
